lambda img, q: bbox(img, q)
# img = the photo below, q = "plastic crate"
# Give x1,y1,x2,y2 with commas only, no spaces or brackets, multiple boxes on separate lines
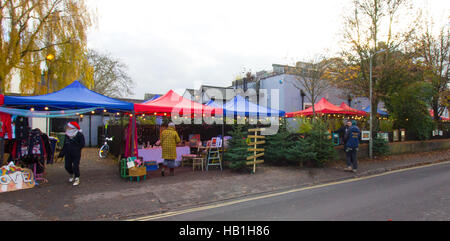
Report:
144,161,158,171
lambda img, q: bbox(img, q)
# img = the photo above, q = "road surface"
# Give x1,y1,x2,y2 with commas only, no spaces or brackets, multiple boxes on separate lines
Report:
132,161,450,221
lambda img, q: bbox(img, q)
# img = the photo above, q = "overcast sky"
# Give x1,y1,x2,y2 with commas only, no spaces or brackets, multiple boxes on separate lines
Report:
86,0,449,100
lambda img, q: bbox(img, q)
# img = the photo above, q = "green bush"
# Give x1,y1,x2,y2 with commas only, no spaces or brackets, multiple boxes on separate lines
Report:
265,123,294,165
296,118,313,134
386,82,436,140
266,121,314,166
379,119,394,132
373,137,390,157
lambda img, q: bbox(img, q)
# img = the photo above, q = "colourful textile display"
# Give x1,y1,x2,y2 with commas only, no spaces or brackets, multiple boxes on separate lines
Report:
125,115,138,158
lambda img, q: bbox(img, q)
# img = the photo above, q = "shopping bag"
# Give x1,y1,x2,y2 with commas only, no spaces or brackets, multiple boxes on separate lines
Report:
127,159,135,169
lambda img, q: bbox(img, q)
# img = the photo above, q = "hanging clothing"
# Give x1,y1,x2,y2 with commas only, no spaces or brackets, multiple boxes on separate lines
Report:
14,116,29,140
10,128,49,174
0,112,12,138
125,116,138,158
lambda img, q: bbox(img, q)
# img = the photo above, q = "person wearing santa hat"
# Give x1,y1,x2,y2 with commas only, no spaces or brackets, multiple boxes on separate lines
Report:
58,121,85,186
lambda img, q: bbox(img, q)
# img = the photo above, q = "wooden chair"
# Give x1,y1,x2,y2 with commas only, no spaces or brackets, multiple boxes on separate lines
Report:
181,144,202,168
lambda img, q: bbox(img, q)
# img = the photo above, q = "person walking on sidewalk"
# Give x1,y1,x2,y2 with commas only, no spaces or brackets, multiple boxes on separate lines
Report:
159,122,180,176
58,121,85,186
344,120,361,173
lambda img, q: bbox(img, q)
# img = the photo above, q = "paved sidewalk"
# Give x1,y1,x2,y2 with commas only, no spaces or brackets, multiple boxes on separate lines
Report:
0,148,449,221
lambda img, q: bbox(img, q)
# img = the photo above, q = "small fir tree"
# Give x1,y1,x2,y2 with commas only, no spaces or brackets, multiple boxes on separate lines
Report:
224,125,249,172
265,121,293,165
373,136,390,157
304,120,336,167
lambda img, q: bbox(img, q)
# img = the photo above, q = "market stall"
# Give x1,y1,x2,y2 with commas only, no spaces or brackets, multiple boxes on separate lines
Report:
339,102,368,116
1,80,135,188
131,90,223,169
206,95,286,118
285,98,355,118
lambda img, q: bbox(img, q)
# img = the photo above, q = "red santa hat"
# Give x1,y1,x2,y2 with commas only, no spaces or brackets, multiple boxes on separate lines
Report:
68,121,81,130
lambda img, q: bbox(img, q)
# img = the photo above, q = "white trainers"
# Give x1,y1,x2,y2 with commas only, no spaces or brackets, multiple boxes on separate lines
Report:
73,178,80,186
69,176,74,182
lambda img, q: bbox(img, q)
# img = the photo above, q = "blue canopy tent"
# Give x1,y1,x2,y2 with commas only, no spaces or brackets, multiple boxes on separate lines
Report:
2,80,136,153
206,95,285,117
3,80,134,112
363,106,388,116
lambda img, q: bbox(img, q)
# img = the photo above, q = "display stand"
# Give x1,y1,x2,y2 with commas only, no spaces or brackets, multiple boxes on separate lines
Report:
206,138,222,171
247,128,265,174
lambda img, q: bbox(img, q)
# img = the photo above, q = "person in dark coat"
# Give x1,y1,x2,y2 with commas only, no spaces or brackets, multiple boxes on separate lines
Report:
58,121,85,186
344,120,361,173
336,120,352,145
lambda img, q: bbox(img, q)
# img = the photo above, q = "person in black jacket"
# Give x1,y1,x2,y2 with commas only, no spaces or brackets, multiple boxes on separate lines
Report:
336,120,352,145
58,121,85,186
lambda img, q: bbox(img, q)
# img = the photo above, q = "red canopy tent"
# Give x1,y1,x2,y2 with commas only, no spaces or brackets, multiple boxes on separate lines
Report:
134,90,222,116
285,98,354,118
339,102,368,116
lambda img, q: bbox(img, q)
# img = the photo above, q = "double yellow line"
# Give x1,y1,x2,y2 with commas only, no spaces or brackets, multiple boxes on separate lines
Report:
128,160,450,221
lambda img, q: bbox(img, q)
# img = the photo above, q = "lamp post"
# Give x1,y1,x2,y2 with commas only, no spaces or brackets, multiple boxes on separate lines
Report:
46,54,55,93
369,49,386,159
45,54,55,135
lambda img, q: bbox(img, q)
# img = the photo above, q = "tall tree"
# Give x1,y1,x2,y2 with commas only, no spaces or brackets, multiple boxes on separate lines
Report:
83,49,134,98
331,0,418,131
286,57,331,117
0,0,94,94
416,21,450,121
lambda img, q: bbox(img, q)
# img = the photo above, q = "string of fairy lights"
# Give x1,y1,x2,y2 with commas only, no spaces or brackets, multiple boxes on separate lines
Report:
27,107,449,123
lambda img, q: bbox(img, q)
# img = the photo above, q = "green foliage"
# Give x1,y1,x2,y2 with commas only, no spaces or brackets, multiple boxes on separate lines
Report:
265,124,292,165
303,120,337,167
265,119,337,167
373,137,390,157
137,116,157,125
378,119,394,132
296,118,313,134
266,123,316,166
387,82,436,140
224,125,250,172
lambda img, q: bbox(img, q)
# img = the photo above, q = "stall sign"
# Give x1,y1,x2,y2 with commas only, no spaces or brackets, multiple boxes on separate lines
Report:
1,163,35,193
361,131,371,141
377,132,389,142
